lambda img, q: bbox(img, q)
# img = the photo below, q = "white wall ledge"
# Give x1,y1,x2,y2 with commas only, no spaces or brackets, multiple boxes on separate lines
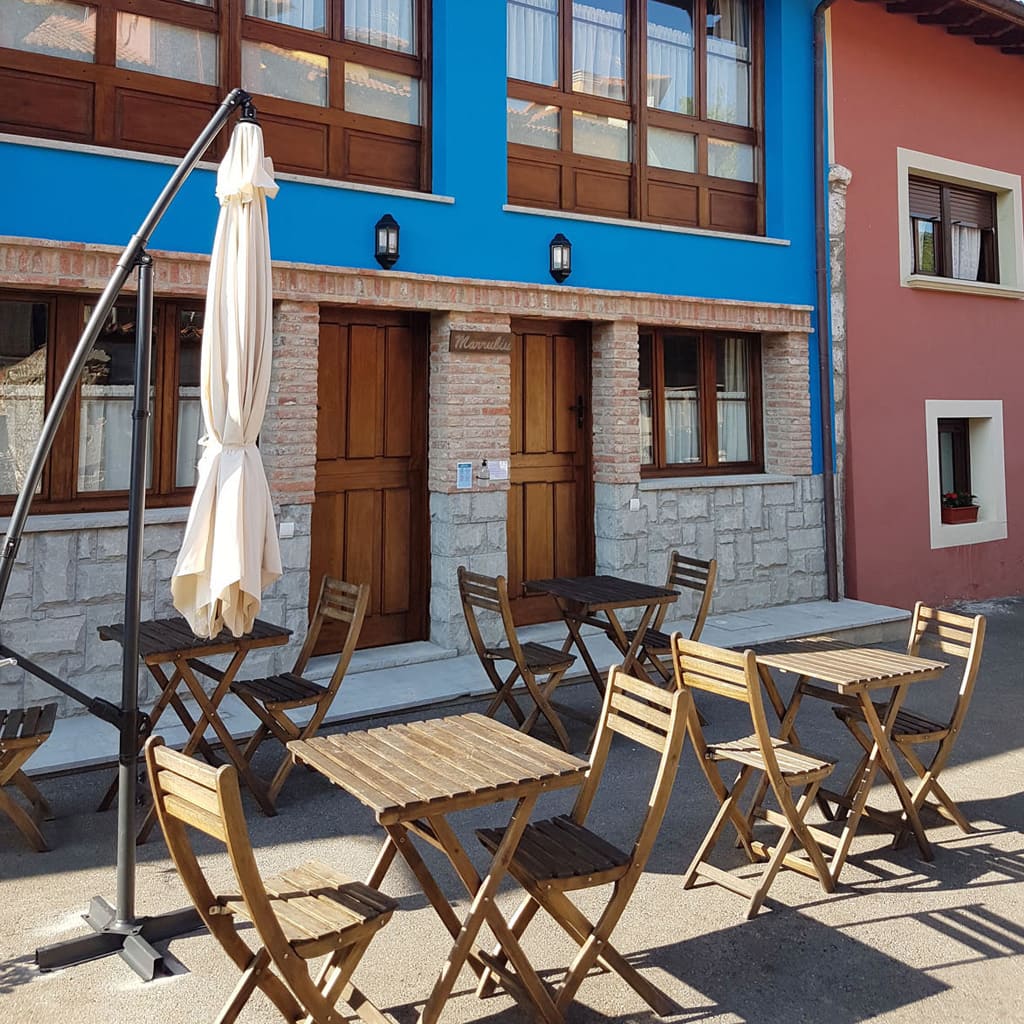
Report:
640,473,801,491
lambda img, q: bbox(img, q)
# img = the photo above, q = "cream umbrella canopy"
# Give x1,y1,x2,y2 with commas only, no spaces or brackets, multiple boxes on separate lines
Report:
172,119,282,638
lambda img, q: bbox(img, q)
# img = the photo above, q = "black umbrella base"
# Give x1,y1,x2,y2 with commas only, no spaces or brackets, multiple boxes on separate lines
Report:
35,897,203,980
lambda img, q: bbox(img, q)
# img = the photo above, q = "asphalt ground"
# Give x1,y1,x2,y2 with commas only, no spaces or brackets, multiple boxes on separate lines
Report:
0,596,1021,1024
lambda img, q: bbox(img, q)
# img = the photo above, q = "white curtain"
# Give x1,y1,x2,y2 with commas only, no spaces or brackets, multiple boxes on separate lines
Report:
647,19,693,112
665,388,700,464
707,0,750,125
639,389,654,464
78,385,151,491
508,0,558,85
345,0,415,52
175,387,203,488
0,383,45,493
951,224,982,281
573,1,626,98
246,0,325,31
717,337,749,462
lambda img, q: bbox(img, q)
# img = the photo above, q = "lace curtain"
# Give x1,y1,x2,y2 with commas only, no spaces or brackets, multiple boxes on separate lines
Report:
246,0,326,32
665,388,700,463
573,1,626,99
707,0,750,125
951,224,982,281
78,385,151,491
717,336,749,462
346,0,415,52
508,0,558,84
648,17,693,113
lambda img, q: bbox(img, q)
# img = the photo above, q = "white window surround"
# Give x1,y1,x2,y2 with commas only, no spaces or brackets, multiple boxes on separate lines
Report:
925,399,1007,550
897,148,1024,299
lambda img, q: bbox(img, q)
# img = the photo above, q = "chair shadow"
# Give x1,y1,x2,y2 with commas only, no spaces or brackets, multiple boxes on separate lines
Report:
0,954,36,996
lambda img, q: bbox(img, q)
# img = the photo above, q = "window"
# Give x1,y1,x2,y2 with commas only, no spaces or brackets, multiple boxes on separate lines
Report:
506,0,763,233
0,292,204,513
937,417,970,497
0,0,428,190
639,330,762,473
909,178,997,283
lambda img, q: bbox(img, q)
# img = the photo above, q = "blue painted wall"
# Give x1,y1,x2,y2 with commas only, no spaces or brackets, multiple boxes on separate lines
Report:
0,0,824,464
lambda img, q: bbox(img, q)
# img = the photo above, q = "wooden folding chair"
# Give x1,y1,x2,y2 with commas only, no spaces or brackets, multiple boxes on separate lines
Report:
474,666,688,1017
833,603,986,836
458,566,575,751
230,577,369,810
0,703,56,852
144,736,396,1024
671,638,836,918
618,552,717,684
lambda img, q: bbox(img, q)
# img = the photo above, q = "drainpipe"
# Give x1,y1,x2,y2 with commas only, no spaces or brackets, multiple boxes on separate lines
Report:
814,0,840,601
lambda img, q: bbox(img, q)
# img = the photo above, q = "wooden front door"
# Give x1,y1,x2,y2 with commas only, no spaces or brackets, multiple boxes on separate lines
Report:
310,309,428,652
508,320,593,624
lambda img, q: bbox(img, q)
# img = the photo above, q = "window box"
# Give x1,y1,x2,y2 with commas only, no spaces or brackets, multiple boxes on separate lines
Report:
940,505,979,525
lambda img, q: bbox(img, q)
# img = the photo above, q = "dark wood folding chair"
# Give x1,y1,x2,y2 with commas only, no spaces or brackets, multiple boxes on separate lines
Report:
618,552,717,684
833,603,986,836
230,577,369,810
145,736,396,1024
474,666,688,1017
0,703,56,851
671,637,836,918
458,566,575,751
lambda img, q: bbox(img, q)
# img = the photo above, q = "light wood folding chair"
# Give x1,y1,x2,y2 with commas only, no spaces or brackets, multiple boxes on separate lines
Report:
458,566,575,751
144,736,396,1024
230,577,369,810
671,637,836,918
833,603,986,836
474,666,688,1017
0,703,56,852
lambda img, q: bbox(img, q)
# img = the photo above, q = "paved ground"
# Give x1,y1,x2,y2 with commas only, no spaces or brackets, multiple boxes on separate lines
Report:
1,597,1022,1023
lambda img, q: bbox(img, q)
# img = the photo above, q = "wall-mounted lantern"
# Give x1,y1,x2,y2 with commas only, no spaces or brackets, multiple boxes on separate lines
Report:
549,232,572,283
374,214,400,269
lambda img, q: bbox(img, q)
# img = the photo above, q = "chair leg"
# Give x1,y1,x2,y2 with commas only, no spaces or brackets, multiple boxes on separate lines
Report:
898,743,973,834
215,946,271,1024
476,892,542,999
13,769,53,820
0,787,49,852
684,767,755,889
519,669,572,751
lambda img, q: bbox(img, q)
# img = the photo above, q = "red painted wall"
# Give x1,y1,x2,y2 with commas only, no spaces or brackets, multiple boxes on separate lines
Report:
830,0,1024,607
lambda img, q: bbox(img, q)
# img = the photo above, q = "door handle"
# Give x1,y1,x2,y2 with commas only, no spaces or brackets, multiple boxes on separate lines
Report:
569,395,586,429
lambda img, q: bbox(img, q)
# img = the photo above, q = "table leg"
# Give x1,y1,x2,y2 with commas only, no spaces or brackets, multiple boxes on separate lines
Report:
603,605,659,683
557,601,604,694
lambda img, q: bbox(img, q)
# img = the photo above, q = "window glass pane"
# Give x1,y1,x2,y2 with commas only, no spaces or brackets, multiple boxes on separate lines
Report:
639,335,653,465
176,308,203,489
346,0,416,54
716,336,750,462
647,126,696,173
345,63,420,124
243,41,328,106
648,0,694,115
938,430,955,496
78,305,153,492
708,137,755,181
663,333,700,464
0,0,96,61
0,301,48,495
508,0,558,85
573,0,626,100
116,15,217,86
508,98,560,150
706,0,750,126
913,218,937,275
573,110,629,161
247,0,326,34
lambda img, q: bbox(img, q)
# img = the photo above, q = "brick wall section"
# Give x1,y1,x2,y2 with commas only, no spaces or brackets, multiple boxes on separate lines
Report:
591,320,641,486
762,332,813,475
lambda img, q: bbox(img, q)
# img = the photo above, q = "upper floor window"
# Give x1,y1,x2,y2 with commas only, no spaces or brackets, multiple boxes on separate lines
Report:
0,292,204,513
507,0,762,233
910,177,997,284
0,0,429,191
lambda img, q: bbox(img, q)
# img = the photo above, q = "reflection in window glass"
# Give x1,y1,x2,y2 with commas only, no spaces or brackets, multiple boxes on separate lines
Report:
573,0,626,100
176,309,203,489
78,306,153,492
708,137,755,181
0,0,96,62
647,126,696,173
706,0,751,125
663,333,700,464
573,110,629,161
345,63,420,124
116,15,218,86
0,301,48,494
508,98,560,150
346,0,416,53
508,0,558,85
648,0,694,115
639,335,654,464
246,0,326,33
716,336,750,462
243,41,328,107
914,218,937,275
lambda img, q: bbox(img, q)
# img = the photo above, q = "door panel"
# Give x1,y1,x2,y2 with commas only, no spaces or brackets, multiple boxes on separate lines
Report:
508,322,593,623
311,311,427,652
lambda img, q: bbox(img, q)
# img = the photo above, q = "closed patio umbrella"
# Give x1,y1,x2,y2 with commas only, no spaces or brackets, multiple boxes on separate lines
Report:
172,119,282,638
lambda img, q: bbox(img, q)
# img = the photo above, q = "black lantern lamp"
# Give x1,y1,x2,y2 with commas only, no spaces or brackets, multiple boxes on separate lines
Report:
549,232,572,283
374,213,400,269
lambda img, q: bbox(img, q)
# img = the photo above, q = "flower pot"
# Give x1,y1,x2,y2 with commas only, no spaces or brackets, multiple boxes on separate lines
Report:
941,505,979,525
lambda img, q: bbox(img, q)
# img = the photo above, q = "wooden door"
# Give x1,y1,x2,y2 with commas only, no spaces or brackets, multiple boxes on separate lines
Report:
310,310,428,652
508,320,593,624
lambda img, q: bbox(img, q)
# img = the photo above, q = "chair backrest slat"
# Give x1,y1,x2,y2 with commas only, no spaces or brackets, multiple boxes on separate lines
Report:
457,566,521,660
655,550,717,641
292,576,370,688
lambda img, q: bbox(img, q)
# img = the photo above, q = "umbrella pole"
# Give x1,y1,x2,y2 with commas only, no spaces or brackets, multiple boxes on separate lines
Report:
30,90,259,981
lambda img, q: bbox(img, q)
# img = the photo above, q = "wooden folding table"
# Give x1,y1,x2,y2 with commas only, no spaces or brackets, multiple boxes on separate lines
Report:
290,712,589,1024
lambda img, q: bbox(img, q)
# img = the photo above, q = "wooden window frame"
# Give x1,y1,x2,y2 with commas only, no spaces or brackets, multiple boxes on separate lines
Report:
0,0,431,191
640,328,763,476
507,0,764,233
0,290,204,515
